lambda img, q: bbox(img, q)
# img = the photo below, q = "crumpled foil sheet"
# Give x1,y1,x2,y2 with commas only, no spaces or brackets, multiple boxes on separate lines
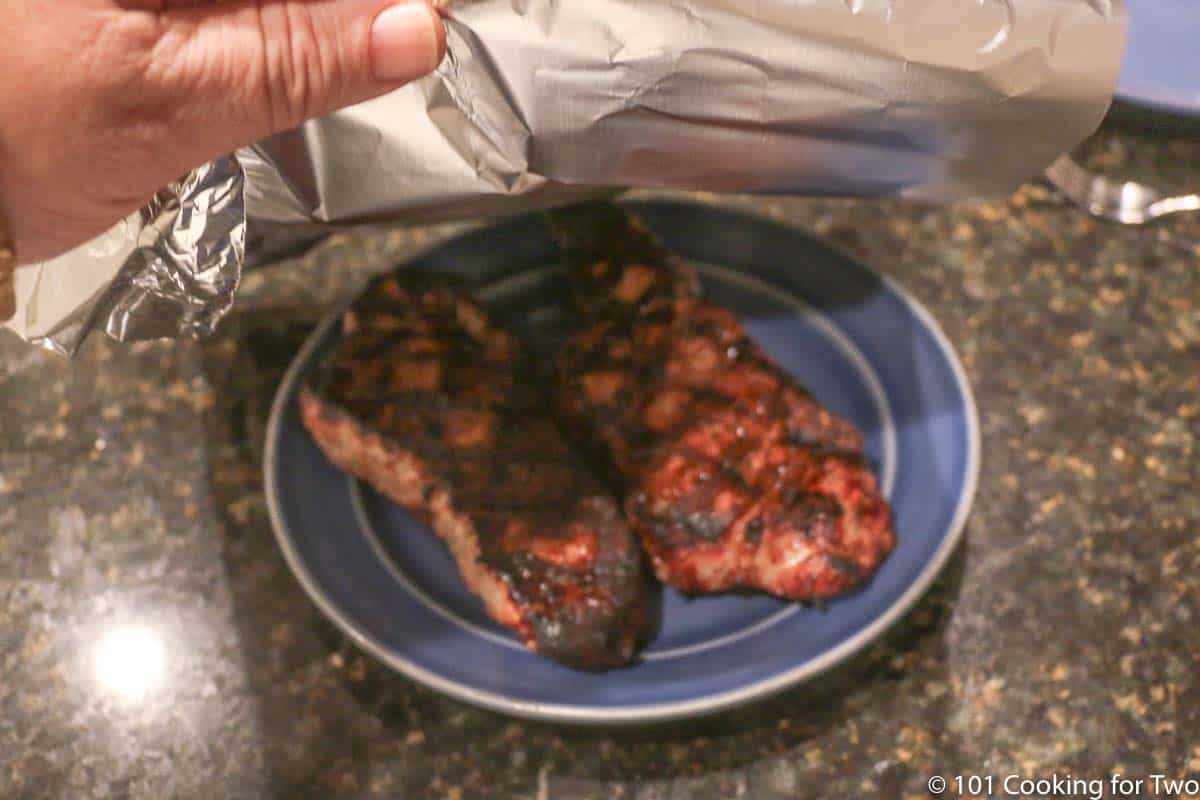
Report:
4,159,244,356
5,0,1125,355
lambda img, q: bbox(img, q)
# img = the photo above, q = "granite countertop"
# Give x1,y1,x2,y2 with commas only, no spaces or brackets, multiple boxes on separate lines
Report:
1,120,1198,799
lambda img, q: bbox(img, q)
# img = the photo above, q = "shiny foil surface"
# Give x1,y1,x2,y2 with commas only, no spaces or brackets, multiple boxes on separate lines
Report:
5,0,1124,354
4,160,245,356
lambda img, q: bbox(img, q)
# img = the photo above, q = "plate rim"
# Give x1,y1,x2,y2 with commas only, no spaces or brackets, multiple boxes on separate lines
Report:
263,203,981,725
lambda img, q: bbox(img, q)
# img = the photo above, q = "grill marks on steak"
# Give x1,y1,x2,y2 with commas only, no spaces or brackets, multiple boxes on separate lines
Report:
551,205,896,600
299,272,649,669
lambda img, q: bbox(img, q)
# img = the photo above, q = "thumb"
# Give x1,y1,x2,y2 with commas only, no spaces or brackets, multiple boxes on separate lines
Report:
162,0,446,147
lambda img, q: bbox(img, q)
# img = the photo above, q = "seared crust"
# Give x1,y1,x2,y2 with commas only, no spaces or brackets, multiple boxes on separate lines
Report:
551,204,896,600
301,272,648,670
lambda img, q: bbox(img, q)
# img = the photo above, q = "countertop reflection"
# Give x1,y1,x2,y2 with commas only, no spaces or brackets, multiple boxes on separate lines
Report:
2,121,1198,799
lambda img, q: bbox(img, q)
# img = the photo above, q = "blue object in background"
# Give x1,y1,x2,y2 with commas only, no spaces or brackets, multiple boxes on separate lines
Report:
1116,0,1200,118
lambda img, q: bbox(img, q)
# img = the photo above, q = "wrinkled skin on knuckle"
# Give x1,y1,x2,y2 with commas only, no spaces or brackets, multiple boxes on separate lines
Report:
256,5,344,131
218,3,350,134
154,3,350,135
188,3,349,135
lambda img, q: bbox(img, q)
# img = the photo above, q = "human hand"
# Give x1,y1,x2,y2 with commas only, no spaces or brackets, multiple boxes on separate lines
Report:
0,0,446,265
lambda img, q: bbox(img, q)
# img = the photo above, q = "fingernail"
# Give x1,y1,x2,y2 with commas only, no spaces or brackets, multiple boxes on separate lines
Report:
371,3,444,83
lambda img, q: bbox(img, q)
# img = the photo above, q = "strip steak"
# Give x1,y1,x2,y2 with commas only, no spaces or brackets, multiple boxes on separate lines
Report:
551,204,896,600
300,271,649,670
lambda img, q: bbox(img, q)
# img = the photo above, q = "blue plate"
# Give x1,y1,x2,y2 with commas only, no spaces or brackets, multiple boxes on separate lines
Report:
1116,1,1200,118
264,201,979,724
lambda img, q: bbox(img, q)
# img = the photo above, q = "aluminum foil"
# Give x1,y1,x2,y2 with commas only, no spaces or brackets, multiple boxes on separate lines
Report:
4,159,244,356
5,0,1125,354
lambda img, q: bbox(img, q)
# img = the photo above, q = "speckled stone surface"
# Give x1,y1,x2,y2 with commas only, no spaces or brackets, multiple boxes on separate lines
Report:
1,122,1198,799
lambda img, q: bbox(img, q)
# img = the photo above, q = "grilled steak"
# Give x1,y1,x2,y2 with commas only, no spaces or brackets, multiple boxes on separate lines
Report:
299,272,649,670
551,204,896,600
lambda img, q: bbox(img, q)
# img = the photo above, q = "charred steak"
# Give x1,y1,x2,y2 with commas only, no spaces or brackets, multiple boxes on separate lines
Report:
551,204,896,600
300,272,649,670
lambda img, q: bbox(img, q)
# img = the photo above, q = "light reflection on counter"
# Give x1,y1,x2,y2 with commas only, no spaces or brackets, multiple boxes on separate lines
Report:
93,624,167,701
